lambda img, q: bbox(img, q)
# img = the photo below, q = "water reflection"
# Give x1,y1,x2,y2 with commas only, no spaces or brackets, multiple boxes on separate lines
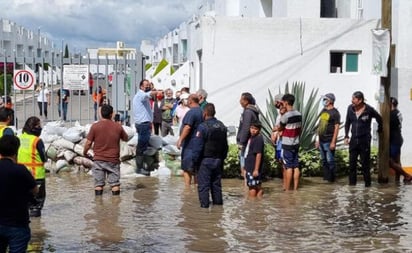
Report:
179,188,228,252
28,175,412,252
83,196,124,251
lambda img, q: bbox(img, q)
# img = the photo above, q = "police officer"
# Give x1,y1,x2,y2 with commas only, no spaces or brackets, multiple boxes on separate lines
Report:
17,116,46,217
192,103,228,208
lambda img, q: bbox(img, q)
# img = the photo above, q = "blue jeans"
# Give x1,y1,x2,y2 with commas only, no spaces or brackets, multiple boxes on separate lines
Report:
58,102,68,121
135,122,151,156
0,224,31,253
319,141,336,182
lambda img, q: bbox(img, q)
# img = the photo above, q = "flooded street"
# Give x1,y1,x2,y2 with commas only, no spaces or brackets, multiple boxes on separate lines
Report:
29,173,412,252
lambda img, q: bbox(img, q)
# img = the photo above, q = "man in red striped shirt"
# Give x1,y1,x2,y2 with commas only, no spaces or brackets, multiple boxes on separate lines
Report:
279,94,302,191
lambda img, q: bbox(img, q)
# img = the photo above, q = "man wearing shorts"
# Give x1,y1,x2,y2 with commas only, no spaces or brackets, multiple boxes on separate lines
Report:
279,94,302,191
84,104,128,195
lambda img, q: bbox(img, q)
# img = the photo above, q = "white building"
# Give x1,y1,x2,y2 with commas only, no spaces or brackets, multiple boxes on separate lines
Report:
142,0,412,167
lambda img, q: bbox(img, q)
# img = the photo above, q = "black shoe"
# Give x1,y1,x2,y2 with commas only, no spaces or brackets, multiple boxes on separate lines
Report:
95,190,103,196
30,208,41,217
112,190,120,196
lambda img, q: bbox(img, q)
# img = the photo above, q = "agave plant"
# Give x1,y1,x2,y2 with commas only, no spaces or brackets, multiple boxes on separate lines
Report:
260,81,321,151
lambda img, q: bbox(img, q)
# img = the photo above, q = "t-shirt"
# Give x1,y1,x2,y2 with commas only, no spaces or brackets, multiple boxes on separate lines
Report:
57,89,70,103
317,108,340,142
244,134,264,174
37,88,50,103
0,158,36,227
86,119,128,164
280,110,302,150
181,106,203,149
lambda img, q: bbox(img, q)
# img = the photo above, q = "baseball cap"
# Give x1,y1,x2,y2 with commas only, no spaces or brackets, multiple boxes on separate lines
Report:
179,93,189,100
274,93,284,102
321,93,335,102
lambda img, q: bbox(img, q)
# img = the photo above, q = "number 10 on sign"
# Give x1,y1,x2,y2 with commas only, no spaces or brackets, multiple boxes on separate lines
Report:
14,70,35,90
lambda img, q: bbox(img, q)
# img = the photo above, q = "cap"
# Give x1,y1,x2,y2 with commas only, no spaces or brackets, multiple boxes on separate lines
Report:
179,93,189,100
352,91,365,101
321,93,335,102
390,97,398,106
274,93,284,102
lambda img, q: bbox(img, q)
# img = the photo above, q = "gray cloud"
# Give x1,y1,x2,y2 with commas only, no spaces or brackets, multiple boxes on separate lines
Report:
1,0,204,51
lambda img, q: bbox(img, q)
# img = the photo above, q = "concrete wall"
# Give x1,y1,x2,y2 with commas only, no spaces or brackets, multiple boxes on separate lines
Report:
196,16,380,140
393,0,412,166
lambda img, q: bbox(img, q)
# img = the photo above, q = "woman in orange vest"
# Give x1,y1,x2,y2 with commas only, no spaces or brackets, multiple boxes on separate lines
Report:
17,116,47,217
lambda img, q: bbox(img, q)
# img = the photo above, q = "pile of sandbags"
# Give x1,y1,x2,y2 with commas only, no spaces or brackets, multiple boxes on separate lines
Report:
41,121,181,177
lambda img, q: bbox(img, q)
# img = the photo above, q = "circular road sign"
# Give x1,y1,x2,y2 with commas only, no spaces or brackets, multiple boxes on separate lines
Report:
14,70,35,90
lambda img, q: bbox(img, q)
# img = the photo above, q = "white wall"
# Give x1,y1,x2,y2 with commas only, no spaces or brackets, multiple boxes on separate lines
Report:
273,0,320,18
196,16,380,140
394,0,412,166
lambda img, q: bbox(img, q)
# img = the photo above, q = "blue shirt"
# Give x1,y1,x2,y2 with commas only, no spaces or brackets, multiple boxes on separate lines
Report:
132,89,153,124
181,107,203,149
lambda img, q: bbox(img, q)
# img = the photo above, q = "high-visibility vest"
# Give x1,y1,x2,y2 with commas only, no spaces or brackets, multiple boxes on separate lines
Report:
0,125,7,138
17,132,45,179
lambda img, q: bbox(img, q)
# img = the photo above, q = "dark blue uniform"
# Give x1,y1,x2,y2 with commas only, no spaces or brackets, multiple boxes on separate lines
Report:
192,118,228,208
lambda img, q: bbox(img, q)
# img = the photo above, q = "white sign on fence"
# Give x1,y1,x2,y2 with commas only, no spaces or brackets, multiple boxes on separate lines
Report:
13,69,35,90
63,65,89,90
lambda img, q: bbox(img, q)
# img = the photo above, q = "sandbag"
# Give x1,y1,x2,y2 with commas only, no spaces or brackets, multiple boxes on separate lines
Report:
162,144,180,156
63,150,76,163
52,138,75,150
120,162,136,177
162,135,178,146
120,141,135,161
55,159,69,173
73,156,94,168
149,135,163,149
122,125,136,141
62,127,84,143
46,145,58,161
127,134,138,146
41,134,60,144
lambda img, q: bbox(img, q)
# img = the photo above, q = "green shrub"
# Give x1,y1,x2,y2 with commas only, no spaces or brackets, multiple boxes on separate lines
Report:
298,147,378,177
0,74,13,95
223,143,282,179
222,144,378,179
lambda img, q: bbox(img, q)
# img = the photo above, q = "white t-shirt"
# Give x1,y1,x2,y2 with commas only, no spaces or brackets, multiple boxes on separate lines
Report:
37,88,50,103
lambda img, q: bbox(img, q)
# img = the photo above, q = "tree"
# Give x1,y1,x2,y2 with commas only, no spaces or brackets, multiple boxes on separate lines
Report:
64,44,69,58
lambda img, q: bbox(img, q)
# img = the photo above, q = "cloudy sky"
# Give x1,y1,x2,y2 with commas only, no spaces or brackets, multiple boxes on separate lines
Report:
1,0,204,52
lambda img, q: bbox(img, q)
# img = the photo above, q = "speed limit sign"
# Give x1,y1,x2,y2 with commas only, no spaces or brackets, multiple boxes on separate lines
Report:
14,70,35,90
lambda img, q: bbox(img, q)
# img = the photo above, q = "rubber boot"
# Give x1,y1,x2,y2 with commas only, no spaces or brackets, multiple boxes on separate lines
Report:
136,155,150,176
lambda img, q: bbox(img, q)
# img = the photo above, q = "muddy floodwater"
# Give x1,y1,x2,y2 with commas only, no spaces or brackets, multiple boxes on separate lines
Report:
28,173,412,253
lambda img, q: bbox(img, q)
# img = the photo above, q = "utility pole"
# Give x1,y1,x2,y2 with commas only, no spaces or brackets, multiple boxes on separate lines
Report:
378,0,392,183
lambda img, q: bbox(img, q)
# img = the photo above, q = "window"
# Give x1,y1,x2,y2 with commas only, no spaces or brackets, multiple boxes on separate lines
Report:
330,51,360,73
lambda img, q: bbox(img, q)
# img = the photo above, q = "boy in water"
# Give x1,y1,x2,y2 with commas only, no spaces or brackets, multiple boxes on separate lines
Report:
244,121,264,198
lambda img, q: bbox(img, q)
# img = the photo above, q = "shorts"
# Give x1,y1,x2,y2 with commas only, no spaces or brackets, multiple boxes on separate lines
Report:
92,160,121,187
283,148,299,169
246,171,261,187
275,149,283,161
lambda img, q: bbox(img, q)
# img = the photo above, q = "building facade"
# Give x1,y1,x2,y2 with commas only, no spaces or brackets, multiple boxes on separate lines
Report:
142,0,412,167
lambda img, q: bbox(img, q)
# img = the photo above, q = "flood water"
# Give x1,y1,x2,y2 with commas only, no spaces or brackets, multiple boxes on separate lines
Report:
28,173,412,253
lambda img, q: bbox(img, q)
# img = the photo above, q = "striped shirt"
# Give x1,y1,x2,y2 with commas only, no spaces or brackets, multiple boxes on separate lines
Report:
280,110,302,150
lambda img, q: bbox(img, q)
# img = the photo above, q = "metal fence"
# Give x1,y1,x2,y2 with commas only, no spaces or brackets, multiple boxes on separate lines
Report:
1,52,144,128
